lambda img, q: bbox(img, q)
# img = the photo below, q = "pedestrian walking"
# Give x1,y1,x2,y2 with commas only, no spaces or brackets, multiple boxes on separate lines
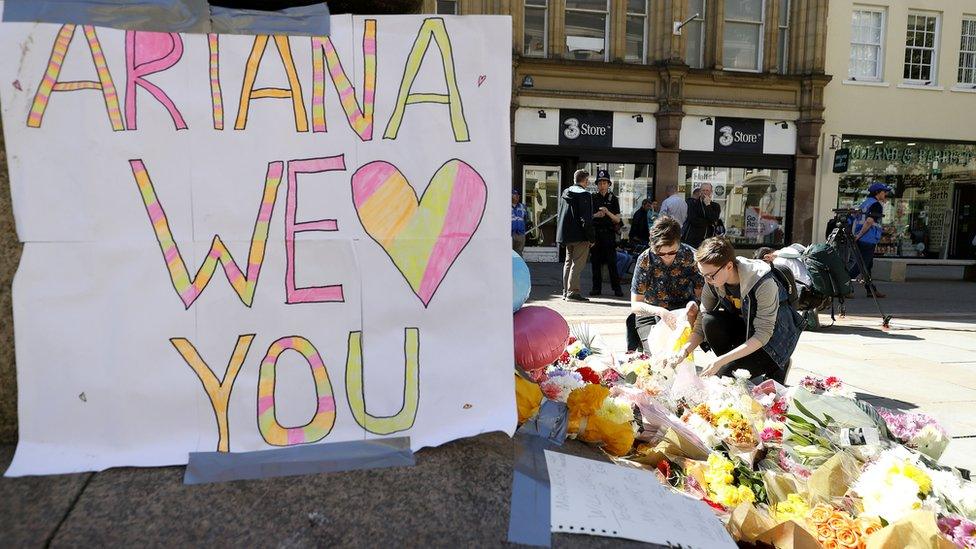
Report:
590,169,623,297
511,189,527,256
557,170,596,302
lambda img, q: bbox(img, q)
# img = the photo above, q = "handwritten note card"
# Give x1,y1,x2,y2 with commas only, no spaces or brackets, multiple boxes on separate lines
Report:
544,451,736,548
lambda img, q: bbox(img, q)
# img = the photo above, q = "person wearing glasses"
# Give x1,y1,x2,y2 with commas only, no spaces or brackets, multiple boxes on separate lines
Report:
674,237,803,382
627,216,703,352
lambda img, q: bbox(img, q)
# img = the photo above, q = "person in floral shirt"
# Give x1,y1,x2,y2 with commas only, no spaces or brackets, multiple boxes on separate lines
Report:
626,216,704,351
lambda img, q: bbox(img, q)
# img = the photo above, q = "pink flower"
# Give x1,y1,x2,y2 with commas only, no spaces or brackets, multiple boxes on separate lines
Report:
540,382,562,401
770,399,788,421
600,368,622,386
938,515,976,548
825,376,842,388
761,427,783,442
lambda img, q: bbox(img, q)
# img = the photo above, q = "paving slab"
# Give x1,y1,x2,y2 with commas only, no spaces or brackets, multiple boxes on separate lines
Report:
43,432,651,548
0,446,92,548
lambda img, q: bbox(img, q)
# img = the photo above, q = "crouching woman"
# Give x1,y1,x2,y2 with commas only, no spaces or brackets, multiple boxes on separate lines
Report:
675,237,803,383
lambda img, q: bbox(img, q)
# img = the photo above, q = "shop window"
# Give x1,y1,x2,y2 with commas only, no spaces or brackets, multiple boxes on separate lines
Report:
836,138,976,258
625,0,647,64
685,0,706,68
576,162,654,237
524,0,548,58
959,18,976,85
565,0,609,61
436,0,457,14
848,7,885,81
903,12,940,85
723,0,764,71
681,166,790,247
778,0,790,73
522,166,561,248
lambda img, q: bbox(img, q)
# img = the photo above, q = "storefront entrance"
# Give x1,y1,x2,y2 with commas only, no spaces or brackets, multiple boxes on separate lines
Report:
522,165,562,262
951,183,976,259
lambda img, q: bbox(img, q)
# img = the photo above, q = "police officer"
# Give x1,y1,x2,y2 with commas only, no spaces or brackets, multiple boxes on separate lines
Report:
590,169,623,297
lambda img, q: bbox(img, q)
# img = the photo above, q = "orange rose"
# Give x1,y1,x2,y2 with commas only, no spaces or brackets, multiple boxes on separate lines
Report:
828,513,854,531
836,528,861,548
817,523,835,541
822,540,840,549
856,517,882,537
810,504,833,524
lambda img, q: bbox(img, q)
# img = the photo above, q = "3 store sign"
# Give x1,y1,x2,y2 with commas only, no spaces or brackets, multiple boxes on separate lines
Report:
713,117,764,154
558,109,613,147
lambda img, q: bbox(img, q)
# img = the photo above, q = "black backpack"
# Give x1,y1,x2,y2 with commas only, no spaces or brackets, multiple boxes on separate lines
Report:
802,243,852,298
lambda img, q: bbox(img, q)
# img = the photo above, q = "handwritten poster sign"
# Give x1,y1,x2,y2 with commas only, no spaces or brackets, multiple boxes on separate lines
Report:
0,12,515,475
545,451,736,548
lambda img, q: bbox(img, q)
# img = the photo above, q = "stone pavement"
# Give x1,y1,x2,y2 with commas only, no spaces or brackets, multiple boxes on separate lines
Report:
530,260,976,472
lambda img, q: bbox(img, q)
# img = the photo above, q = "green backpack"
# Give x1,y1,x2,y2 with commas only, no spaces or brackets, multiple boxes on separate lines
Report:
802,243,852,298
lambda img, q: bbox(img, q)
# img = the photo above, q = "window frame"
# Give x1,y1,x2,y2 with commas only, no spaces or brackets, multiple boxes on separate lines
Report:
778,0,790,73
685,0,707,69
722,0,766,73
564,0,611,62
523,0,549,58
435,0,457,15
903,11,941,86
958,16,976,86
625,0,648,64
848,6,887,82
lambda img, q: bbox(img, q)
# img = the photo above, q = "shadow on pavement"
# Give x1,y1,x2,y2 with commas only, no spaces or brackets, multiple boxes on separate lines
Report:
854,393,918,411
816,325,923,341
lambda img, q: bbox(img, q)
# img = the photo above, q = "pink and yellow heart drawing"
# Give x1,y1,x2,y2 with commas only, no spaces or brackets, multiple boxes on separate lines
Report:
352,159,487,307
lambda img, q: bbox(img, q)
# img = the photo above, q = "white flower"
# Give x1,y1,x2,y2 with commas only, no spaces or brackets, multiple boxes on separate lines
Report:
914,424,949,461
930,469,976,520
685,413,721,448
733,369,751,381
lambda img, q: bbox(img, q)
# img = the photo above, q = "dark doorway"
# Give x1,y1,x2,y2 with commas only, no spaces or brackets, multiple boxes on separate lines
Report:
950,183,976,259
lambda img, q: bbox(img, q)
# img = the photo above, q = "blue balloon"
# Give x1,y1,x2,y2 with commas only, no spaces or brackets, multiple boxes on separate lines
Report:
512,251,532,313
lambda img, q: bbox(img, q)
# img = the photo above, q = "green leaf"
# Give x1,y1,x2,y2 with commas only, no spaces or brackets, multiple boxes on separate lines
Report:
792,399,827,427
785,414,816,428
624,371,638,385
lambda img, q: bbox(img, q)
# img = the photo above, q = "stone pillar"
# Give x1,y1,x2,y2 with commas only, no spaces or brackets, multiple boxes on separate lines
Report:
793,74,831,244
654,64,686,203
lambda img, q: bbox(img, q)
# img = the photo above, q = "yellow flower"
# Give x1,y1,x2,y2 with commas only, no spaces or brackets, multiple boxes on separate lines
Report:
595,396,634,426
773,494,811,523
579,414,636,456
515,375,542,424
566,384,610,433
900,462,932,495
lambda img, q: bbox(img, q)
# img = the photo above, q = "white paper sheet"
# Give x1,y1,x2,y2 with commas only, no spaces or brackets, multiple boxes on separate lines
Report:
545,451,736,548
0,11,516,475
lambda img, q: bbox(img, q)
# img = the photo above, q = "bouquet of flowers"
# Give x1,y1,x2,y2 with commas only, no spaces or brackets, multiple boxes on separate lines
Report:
879,407,951,460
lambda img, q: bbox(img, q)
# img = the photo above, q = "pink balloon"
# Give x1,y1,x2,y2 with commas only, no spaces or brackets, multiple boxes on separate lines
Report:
513,306,570,371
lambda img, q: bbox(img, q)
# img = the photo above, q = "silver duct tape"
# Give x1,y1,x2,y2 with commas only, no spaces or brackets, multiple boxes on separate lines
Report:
2,0,211,33
183,436,414,485
507,433,556,547
210,4,329,36
2,0,330,36
516,399,568,445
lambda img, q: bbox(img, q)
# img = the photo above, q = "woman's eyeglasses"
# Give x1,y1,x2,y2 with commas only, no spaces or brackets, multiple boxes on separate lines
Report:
699,262,728,282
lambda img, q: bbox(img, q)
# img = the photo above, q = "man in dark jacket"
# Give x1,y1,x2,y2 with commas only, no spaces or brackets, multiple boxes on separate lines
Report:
628,198,652,245
556,170,595,301
590,170,623,297
684,183,721,249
